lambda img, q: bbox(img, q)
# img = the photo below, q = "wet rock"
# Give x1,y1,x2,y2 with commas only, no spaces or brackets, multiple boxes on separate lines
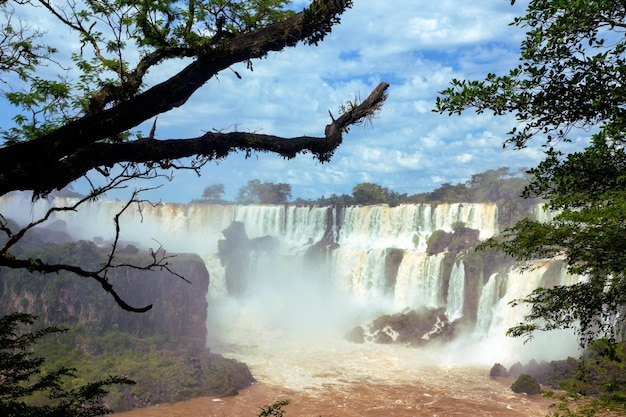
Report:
345,326,365,343
205,352,255,397
490,363,509,378
218,221,277,297
364,307,457,346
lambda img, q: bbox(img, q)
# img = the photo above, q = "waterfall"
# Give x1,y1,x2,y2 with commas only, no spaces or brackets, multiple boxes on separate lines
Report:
0,192,578,354
394,252,445,309
446,260,465,321
333,248,390,302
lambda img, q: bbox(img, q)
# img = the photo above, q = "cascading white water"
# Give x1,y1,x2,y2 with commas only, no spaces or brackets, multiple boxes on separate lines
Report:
476,272,504,336
337,203,498,252
446,260,465,321
394,251,445,309
0,192,578,361
476,267,550,340
333,248,388,302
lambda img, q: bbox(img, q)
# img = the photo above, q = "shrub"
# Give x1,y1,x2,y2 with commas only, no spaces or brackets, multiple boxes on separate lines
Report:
511,373,541,395
426,230,452,254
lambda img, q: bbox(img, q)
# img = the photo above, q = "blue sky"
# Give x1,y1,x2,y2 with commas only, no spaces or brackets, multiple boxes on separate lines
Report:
1,0,590,203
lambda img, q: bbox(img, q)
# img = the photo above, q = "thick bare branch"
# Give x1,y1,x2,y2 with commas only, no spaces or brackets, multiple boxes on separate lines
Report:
1,81,388,196
0,0,353,196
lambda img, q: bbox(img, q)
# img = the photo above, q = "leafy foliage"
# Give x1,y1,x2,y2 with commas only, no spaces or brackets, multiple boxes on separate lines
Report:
437,0,626,347
201,183,226,202
511,373,541,395
258,400,290,417
305,168,530,213
483,135,626,346
2,0,298,142
35,324,254,411
351,182,405,205
436,0,626,149
0,312,133,417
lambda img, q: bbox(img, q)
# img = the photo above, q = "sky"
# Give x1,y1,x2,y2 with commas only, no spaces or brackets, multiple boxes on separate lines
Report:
1,0,590,203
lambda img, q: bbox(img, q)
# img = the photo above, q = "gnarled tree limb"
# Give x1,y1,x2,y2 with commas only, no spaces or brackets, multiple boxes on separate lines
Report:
0,0,356,197
0,81,389,196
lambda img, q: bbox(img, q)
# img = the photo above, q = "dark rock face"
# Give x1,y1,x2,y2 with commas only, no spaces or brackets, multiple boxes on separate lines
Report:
218,221,251,297
218,221,277,297
0,245,211,346
506,357,580,390
504,343,626,400
427,225,480,255
450,224,480,252
352,307,458,346
110,255,210,342
345,325,366,344
383,248,404,292
490,363,509,378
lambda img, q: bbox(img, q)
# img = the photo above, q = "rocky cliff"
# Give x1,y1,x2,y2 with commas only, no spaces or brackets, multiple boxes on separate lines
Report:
0,233,254,410
0,240,210,345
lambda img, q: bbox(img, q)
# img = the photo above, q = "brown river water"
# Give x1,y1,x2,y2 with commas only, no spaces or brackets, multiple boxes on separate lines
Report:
118,323,559,417
117,369,554,417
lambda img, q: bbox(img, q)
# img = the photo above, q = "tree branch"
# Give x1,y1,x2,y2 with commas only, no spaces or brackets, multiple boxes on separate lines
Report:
0,0,354,196
1,81,388,195
0,166,188,312
0,254,153,312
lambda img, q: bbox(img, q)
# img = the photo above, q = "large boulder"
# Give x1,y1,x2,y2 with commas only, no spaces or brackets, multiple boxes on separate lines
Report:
490,363,509,378
345,325,366,344
355,307,457,346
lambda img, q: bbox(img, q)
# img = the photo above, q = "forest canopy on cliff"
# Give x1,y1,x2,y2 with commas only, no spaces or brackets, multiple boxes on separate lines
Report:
194,166,534,207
